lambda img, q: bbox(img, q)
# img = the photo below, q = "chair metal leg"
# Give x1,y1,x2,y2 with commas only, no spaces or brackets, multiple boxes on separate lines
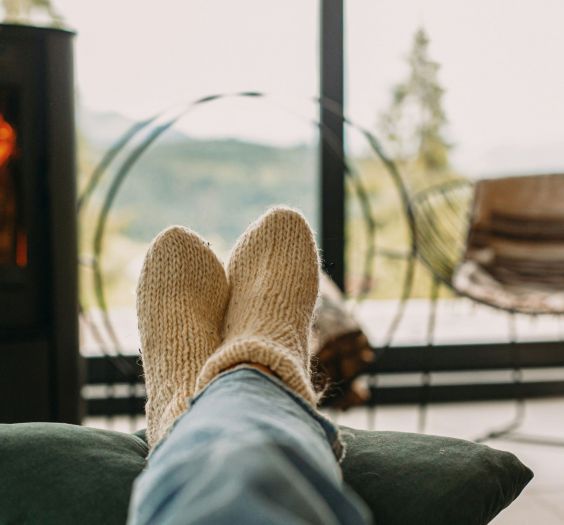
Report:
417,277,440,434
367,375,378,431
474,313,564,447
475,398,564,446
474,398,525,443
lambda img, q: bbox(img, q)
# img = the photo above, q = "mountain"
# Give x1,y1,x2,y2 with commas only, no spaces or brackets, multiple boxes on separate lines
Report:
78,108,318,255
77,106,190,149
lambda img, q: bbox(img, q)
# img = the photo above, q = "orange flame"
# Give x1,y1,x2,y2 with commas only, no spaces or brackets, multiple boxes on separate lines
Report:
16,231,27,267
0,114,16,167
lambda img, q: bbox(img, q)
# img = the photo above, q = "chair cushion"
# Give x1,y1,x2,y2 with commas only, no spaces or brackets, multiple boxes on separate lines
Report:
453,173,564,314
0,422,532,525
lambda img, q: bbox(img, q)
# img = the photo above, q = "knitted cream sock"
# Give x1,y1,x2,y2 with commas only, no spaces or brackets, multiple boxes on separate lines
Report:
195,207,320,405
137,226,229,448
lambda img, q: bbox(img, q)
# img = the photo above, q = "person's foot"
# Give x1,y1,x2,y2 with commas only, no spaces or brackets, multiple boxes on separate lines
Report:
195,207,320,405
137,226,229,448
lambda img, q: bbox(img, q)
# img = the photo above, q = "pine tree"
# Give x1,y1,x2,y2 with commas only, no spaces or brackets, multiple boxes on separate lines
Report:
379,27,450,174
2,0,64,27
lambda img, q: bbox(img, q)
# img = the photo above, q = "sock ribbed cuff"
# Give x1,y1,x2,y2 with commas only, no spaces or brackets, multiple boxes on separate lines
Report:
194,337,319,406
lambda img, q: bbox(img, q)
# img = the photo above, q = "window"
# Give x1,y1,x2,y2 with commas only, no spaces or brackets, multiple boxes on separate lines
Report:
345,0,564,345
56,0,321,353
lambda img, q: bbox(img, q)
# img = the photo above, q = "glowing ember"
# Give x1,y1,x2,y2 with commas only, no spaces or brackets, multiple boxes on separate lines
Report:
0,113,23,267
16,231,27,267
0,114,16,167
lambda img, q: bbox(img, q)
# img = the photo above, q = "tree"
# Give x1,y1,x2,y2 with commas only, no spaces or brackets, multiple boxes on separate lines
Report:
2,0,64,27
379,27,450,174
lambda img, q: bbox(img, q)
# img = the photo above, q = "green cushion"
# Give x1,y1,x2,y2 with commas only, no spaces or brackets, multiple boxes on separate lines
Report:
339,426,532,525
0,423,147,525
0,423,532,525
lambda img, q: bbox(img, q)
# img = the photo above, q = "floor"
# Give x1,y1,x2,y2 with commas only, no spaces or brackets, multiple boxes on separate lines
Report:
86,397,564,524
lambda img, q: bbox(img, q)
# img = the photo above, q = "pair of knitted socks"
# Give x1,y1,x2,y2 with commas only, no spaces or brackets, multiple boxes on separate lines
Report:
137,208,320,448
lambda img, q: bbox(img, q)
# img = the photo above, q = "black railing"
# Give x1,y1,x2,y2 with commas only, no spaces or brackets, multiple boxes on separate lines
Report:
83,339,564,419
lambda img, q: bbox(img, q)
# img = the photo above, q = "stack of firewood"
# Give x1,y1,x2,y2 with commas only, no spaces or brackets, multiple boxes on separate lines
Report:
312,273,374,409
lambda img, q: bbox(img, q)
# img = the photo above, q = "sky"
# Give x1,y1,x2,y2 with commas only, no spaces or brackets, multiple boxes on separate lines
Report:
44,0,564,176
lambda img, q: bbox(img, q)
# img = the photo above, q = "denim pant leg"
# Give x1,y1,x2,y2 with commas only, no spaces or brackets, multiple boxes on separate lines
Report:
128,368,372,525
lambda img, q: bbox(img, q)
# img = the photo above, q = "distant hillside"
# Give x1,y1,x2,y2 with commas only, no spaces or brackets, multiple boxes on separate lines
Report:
78,108,132,148
77,107,189,148
79,108,318,256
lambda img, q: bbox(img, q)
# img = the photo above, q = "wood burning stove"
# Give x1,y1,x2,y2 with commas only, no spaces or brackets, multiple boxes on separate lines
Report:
0,24,81,423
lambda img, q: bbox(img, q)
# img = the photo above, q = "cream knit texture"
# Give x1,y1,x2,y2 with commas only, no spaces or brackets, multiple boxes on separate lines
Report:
137,226,229,449
195,207,320,405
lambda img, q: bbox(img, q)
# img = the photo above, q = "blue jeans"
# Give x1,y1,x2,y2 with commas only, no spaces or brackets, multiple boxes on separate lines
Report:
128,368,372,525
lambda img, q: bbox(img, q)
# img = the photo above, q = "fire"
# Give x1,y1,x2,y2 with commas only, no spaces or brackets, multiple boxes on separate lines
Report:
0,114,16,167
0,113,24,267
16,231,27,267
